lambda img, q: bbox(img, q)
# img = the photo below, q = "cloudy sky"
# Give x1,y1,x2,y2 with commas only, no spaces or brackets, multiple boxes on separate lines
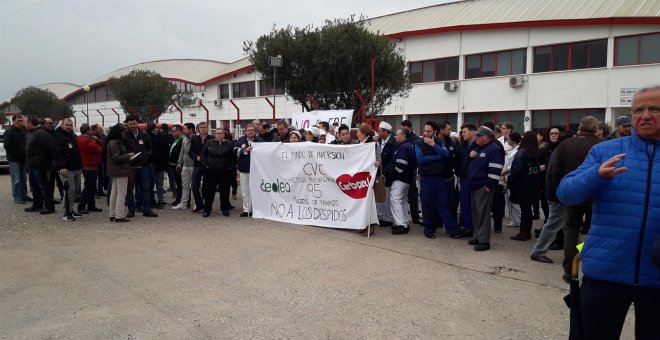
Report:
0,0,454,101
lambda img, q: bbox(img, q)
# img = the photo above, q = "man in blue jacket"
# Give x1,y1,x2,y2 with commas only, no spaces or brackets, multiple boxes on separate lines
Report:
415,121,459,239
557,85,660,339
389,129,417,235
466,126,505,251
234,124,263,217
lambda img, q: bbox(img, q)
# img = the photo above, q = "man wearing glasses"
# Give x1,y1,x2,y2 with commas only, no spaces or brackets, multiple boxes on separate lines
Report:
499,122,514,154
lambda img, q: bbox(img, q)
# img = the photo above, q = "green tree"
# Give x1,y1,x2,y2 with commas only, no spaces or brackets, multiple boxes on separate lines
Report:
12,86,73,123
107,69,187,122
244,16,411,120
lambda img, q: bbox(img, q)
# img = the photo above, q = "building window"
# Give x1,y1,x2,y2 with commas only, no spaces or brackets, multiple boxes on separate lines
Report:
533,39,607,72
532,108,605,131
232,81,255,98
465,49,526,79
615,32,660,66
408,56,459,83
404,113,458,134
258,80,284,96
218,84,230,99
463,111,525,133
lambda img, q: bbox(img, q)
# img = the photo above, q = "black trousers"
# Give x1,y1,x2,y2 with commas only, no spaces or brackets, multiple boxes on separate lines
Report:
408,173,420,220
203,168,231,213
581,276,660,339
491,185,505,231
79,169,98,210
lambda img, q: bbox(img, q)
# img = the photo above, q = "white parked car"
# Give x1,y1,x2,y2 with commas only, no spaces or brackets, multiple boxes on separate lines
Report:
0,130,9,169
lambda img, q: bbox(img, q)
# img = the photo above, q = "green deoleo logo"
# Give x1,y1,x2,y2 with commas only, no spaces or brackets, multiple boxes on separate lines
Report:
260,179,291,193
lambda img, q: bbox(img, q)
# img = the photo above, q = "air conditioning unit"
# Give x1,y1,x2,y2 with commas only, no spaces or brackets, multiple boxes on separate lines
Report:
509,76,524,88
444,81,459,92
214,99,222,107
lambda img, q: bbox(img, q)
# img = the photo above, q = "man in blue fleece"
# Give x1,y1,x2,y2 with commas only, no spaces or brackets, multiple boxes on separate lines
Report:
557,85,660,339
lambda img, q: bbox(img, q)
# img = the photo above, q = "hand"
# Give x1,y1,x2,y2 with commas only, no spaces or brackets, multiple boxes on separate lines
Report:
196,156,201,161
469,151,477,158
374,160,381,168
598,153,627,179
128,152,135,157
176,165,182,172
246,146,253,153
424,137,435,146
59,169,67,177
539,164,546,172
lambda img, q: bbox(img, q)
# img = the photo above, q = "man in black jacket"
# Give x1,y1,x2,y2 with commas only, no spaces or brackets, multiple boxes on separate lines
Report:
4,114,30,203
400,119,421,224
24,116,55,214
376,121,395,227
234,123,263,217
168,124,184,206
148,123,169,208
52,118,83,219
189,122,213,212
123,115,157,217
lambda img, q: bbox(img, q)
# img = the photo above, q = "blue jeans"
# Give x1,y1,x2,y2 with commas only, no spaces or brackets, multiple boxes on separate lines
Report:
420,176,458,236
531,201,565,256
9,161,27,202
126,166,154,213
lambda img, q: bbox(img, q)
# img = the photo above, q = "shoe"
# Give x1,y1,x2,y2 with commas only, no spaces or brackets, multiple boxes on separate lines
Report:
62,215,76,222
88,207,103,212
494,228,502,233
172,204,187,210
506,222,519,228
110,217,115,222
510,234,531,241
451,229,473,239
424,232,436,239
562,273,572,284
548,242,564,251
143,211,158,217
40,208,55,215
391,226,410,235
468,239,480,246
115,218,130,223
530,254,554,263
71,211,83,219
474,243,491,251
222,210,230,217
192,207,203,213
126,212,135,218
202,211,211,218
412,218,421,225
24,206,40,212
136,207,143,213
170,201,180,206
154,204,164,209
249,213,253,217
360,226,375,236
379,220,393,227
240,212,249,217
24,196,33,202
78,209,89,214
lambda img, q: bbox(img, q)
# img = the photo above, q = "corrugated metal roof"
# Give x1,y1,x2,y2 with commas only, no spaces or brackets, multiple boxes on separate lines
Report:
90,59,230,85
366,0,660,37
35,83,82,99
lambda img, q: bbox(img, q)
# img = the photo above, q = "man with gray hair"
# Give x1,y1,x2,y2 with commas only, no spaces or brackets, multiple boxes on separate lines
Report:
607,115,632,139
52,118,83,220
551,115,603,283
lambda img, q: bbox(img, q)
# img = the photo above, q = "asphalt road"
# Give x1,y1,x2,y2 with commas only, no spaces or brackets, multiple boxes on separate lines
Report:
0,172,634,339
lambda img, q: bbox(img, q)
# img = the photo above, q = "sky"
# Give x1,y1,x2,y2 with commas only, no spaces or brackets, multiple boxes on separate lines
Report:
0,0,453,101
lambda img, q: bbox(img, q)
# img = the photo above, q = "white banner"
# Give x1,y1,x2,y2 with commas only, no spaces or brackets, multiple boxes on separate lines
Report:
250,142,378,229
291,110,353,129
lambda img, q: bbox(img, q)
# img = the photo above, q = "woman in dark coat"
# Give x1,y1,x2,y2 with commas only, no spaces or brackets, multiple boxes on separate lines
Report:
201,128,236,217
106,124,134,222
508,131,540,240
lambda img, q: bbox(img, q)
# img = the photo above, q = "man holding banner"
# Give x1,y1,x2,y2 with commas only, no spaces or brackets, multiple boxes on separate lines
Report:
234,124,263,217
376,122,395,227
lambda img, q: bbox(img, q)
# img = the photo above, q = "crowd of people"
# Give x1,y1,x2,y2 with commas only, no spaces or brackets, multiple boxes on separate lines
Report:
4,85,659,338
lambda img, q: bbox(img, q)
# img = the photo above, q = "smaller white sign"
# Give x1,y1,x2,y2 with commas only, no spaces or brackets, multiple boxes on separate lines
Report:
619,88,639,106
291,110,353,129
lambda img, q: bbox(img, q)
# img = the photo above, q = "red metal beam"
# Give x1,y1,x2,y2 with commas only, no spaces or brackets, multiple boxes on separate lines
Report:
353,90,366,125
229,99,240,125
306,94,319,111
264,97,275,124
199,101,209,123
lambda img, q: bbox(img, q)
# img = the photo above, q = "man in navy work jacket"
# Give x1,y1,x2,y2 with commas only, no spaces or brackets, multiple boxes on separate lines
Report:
557,85,660,339
466,126,505,251
234,123,263,217
388,129,417,235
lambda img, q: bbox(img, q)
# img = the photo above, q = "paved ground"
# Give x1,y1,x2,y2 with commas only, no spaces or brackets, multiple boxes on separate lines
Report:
0,172,634,339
